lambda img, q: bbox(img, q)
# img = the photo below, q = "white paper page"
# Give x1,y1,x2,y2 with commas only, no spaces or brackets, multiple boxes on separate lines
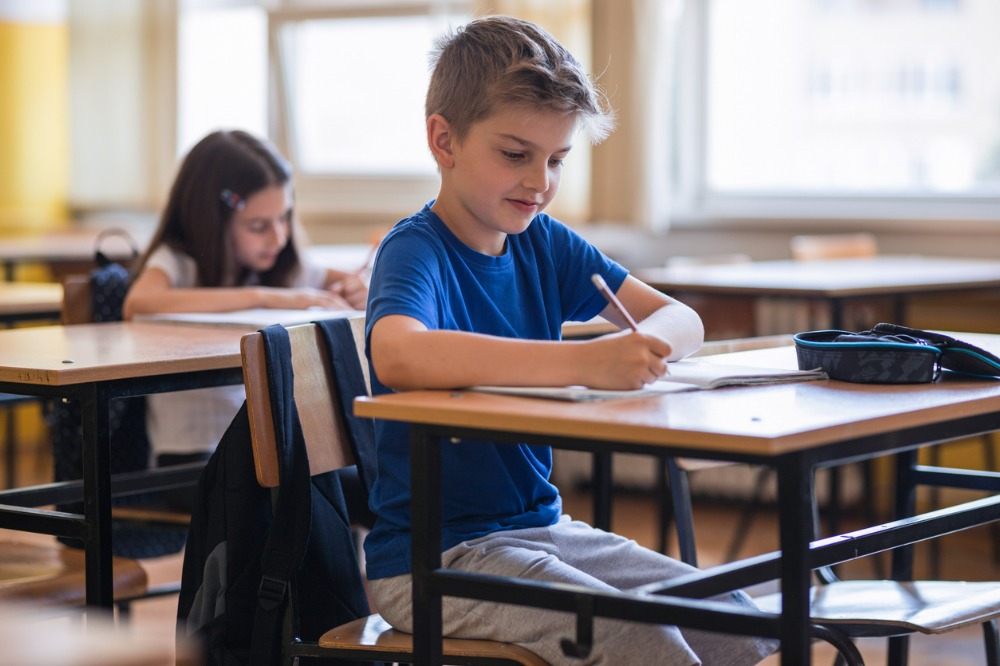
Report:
469,361,825,401
135,308,360,328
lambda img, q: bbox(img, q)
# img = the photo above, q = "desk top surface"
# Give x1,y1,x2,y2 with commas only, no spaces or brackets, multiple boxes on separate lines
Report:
0,230,139,263
0,282,63,315
0,321,250,386
635,256,1000,297
355,333,1000,457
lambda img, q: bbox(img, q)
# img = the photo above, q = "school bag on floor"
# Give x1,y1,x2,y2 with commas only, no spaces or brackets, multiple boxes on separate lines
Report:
176,320,376,666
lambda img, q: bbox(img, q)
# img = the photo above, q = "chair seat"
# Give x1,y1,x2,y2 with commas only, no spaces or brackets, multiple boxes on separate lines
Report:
319,613,550,666
0,540,148,606
755,580,1000,635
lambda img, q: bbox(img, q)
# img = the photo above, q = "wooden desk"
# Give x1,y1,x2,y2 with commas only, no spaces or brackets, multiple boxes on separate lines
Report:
0,602,181,665
0,282,62,324
0,282,65,488
0,230,141,281
355,336,1000,665
636,255,1000,331
0,321,250,607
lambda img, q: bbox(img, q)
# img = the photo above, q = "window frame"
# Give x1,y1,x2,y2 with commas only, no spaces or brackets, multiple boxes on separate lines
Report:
667,0,1000,230
266,1,472,224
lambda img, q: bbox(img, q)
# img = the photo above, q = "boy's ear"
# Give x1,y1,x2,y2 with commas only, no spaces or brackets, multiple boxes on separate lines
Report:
427,114,456,168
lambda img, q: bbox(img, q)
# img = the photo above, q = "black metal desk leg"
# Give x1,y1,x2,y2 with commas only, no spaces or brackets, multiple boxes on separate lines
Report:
777,455,814,665
887,449,919,666
592,451,612,531
81,383,115,608
411,424,444,666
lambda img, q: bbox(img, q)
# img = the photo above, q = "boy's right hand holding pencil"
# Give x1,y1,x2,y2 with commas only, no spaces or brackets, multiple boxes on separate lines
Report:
584,273,673,389
574,330,672,390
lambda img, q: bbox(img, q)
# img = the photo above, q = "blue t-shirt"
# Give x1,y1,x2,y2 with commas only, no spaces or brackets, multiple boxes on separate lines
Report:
363,204,628,579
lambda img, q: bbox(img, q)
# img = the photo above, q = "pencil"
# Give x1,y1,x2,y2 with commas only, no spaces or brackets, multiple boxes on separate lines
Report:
591,274,639,332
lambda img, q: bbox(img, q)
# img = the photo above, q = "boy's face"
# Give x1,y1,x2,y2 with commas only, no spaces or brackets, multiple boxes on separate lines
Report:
431,105,577,256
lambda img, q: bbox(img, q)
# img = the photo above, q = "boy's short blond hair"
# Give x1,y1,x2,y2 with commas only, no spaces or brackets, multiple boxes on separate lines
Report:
426,15,615,144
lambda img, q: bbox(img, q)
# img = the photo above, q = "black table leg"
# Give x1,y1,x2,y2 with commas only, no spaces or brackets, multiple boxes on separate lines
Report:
411,424,444,666
777,454,814,665
592,452,612,531
81,383,114,608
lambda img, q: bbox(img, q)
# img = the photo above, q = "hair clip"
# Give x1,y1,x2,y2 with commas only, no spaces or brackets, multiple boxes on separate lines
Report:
220,188,246,211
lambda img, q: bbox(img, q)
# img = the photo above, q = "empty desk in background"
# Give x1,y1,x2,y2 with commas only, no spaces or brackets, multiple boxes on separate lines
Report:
638,255,1000,530
0,282,64,487
0,282,62,325
636,255,1000,332
0,321,249,608
355,337,1000,665
0,230,140,281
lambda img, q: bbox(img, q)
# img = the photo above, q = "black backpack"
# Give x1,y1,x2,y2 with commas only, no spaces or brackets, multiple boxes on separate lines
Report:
176,320,377,666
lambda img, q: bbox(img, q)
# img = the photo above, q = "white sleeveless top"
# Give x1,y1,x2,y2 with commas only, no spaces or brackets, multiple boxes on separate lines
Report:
142,245,325,459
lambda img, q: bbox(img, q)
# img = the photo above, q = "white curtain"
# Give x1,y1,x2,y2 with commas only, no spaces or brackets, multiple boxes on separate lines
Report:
590,0,685,231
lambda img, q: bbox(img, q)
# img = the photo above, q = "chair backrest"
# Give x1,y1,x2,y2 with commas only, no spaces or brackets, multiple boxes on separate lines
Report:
790,232,878,261
61,274,93,324
61,261,133,325
242,316,367,488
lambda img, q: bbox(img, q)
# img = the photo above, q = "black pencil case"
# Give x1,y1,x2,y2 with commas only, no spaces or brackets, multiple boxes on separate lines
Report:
793,323,1000,384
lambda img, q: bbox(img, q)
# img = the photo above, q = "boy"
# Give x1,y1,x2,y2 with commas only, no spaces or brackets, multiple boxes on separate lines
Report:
363,15,776,665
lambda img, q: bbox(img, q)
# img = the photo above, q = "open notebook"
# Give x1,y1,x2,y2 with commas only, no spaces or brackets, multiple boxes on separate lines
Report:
135,308,361,328
471,360,827,402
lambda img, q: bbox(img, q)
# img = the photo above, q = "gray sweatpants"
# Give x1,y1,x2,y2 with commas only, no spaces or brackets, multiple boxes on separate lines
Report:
369,516,777,665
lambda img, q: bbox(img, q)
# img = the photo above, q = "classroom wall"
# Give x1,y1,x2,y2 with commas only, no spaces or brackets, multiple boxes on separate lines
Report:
0,0,69,234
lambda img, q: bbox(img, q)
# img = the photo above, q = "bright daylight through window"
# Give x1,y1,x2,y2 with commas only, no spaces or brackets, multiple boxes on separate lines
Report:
276,12,468,176
705,0,1000,196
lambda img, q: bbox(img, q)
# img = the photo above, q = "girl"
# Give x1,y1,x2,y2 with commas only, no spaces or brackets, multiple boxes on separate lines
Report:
124,129,368,509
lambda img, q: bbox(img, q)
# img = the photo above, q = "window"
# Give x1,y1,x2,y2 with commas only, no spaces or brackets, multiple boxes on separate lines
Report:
174,2,593,224
677,0,1000,222
275,12,466,176
269,4,472,220
177,4,268,156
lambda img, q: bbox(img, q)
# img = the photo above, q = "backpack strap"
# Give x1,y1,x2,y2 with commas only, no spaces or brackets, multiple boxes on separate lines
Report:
249,324,313,666
316,317,377,495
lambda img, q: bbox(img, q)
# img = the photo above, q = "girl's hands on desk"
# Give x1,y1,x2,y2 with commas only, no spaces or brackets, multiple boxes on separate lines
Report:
576,330,672,390
327,273,368,310
258,286,354,310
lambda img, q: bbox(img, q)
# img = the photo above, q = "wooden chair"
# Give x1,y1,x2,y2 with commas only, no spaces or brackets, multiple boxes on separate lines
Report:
662,455,1000,666
241,318,549,665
